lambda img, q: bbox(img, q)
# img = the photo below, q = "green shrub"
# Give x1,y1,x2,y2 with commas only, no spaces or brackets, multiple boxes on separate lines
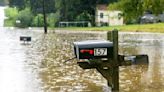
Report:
76,12,91,21
4,19,14,27
32,14,44,27
47,13,55,27
15,8,33,28
32,12,60,27
4,7,18,26
5,7,18,20
47,12,60,27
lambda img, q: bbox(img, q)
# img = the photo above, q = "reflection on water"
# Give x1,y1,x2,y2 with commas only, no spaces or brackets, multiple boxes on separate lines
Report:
0,28,43,92
0,28,164,92
119,33,164,92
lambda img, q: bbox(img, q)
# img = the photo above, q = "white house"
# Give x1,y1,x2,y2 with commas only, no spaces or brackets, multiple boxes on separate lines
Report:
95,5,124,26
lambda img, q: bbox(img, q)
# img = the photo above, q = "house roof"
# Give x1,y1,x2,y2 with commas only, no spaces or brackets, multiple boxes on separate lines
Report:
97,4,108,10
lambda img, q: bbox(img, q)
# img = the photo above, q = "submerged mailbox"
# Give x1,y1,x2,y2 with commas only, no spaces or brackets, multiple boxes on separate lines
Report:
20,36,31,42
73,40,113,59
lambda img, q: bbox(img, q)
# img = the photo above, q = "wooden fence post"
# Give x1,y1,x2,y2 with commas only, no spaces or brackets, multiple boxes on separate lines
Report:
112,30,119,92
107,30,119,92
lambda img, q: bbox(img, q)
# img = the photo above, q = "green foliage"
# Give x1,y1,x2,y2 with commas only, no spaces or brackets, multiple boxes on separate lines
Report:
143,0,164,15
108,2,121,11
57,0,118,25
76,12,91,21
15,8,33,28
30,0,56,14
4,7,18,26
5,7,18,20
108,0,164,24
31,12,60,27
8,0,26,10
4,19,14,27
47,12,60,27
47,13,55,27
6,0,119,27
32,14,44,27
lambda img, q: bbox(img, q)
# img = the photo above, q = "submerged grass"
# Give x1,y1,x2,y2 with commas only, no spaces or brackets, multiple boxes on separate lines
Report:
55,23,164,33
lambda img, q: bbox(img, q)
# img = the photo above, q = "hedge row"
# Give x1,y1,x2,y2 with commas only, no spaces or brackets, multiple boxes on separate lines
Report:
4,7,58,28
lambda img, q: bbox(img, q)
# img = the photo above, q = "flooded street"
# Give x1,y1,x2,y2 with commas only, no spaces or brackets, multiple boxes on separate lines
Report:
0,28,43,92
119,32,164,92
0,28,164,92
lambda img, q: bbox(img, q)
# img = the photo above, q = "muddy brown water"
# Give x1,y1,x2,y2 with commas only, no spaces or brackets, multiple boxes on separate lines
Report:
0,28,164,92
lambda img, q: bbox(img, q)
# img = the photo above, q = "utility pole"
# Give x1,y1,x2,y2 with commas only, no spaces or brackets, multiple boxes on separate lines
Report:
42,0,47,34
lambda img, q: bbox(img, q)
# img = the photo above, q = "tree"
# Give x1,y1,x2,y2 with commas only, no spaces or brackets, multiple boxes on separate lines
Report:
30,0,56,14
57,0,118,26
143,0,164,15
7,0,119,27
8,0,26,10
109,0,143,23
108,0,164,24
16,8,33,27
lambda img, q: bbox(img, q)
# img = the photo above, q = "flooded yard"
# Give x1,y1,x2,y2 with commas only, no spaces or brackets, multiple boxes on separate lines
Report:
0,28,164,92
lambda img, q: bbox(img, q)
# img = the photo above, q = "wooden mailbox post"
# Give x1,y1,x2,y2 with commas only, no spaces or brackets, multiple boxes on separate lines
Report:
73,29,149,92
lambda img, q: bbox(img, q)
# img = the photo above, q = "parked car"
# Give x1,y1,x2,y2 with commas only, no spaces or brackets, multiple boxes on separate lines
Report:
140,12,164,24
140,14,159,24
158,13,164,22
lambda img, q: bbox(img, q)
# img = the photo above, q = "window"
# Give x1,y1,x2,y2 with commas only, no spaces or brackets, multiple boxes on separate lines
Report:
100,13,104,18
118,13,122,20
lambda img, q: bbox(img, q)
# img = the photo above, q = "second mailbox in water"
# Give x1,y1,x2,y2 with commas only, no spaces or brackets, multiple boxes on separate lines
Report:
73,40,113,60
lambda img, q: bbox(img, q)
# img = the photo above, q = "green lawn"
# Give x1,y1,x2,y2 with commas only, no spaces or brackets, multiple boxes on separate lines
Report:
55,23,164,33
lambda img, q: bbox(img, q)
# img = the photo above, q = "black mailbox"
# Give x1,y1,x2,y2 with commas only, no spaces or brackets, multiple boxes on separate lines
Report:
73,40,113,59
20,36,31,42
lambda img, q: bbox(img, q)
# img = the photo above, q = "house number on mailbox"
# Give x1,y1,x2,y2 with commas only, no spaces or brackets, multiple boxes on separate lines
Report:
94,48,107,56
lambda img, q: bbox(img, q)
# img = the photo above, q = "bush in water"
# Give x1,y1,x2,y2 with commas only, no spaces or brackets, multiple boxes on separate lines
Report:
15,8,33,28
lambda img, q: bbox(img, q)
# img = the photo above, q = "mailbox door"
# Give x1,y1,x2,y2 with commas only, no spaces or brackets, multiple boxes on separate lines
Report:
79,48,94,59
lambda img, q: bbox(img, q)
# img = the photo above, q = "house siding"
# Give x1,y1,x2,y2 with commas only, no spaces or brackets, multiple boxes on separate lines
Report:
96,9,123,26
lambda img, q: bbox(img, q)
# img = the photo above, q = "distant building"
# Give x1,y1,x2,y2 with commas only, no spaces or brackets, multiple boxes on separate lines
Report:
95,5,124,26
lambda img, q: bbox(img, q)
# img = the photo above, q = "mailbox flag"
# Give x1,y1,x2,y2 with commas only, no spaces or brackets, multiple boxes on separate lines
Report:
80,49,94,55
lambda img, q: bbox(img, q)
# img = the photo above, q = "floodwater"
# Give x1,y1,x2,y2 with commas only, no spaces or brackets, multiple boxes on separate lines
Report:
119,32,164,92
0,28,164,92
